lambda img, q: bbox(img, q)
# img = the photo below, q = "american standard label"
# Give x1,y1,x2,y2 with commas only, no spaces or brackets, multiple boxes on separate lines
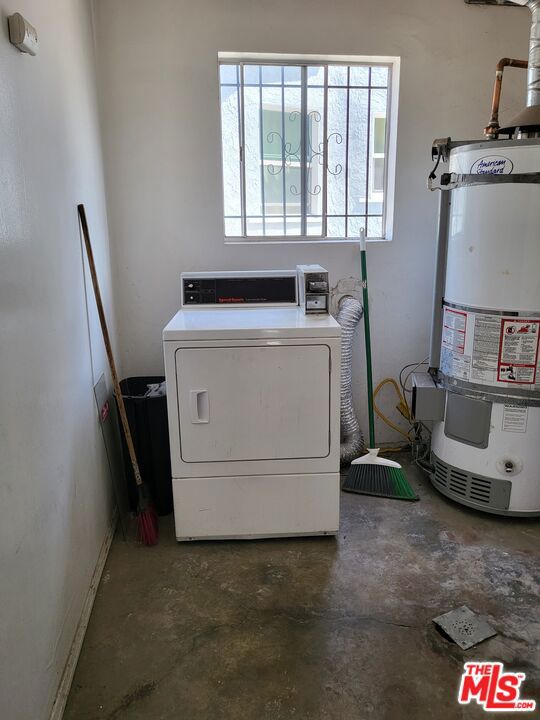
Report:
441,305,540,391
470,155,514,175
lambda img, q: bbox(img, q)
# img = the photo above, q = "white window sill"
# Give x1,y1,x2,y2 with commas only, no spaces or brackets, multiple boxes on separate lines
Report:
224,236,391,245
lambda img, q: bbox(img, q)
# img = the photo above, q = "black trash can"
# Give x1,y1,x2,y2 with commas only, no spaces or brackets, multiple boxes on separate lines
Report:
118,376,173,516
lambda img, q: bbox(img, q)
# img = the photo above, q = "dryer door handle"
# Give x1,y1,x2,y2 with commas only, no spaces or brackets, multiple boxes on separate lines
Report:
190,390,209,423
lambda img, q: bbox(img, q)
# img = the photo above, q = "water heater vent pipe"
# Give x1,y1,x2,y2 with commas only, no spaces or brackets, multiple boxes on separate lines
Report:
508,0,540,105
527,0,540,106
485,0,540,137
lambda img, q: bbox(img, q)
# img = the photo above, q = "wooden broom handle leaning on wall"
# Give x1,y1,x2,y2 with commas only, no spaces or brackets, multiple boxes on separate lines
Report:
77,204,143,487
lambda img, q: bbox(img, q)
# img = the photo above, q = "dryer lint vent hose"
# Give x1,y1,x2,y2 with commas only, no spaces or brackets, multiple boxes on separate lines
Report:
336,296,363,466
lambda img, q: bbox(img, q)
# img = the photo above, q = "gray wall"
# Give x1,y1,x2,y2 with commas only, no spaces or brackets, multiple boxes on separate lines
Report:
0,1,115,718
92,0,529,443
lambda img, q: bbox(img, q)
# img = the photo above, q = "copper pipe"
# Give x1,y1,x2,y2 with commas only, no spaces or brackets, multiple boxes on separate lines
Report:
484,58,528,139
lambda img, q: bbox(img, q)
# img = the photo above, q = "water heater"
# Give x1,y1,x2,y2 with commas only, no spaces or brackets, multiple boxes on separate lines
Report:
415,0,540,515
425,140,540,516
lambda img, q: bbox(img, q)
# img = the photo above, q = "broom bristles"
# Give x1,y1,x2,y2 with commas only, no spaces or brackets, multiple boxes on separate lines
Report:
137,506,158,545
343,463,418,501
136,484,159,545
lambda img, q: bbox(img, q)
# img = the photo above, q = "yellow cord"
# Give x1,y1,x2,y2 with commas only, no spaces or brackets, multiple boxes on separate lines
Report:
373,378,414,442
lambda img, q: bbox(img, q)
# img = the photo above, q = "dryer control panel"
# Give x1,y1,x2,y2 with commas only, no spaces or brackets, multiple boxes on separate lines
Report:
181,270,298,307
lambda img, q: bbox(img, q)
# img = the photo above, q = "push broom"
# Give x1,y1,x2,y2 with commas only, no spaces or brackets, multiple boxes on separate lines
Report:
342,230,418,501
78,204,159,544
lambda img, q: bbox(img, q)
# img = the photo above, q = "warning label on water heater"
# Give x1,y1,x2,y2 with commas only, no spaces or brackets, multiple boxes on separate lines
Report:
440,305,540,391
442,308,467,354
502,403,528,433
497,319,540,384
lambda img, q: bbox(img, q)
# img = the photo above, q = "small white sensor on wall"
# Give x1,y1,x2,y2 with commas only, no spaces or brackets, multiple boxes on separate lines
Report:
8,13,38,55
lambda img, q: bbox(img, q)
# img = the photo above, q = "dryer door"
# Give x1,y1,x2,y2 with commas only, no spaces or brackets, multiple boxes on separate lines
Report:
175,344,330,463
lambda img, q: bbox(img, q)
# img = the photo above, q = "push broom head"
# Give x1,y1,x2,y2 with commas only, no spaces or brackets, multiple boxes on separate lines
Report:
136,484,159,546
343,449,418,501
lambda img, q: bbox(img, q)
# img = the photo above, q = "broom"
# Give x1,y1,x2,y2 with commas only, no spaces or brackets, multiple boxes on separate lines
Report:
342,230,418,501
78,204,159,544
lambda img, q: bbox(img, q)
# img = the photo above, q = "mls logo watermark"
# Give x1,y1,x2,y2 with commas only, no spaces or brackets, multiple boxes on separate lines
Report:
458,662,536,712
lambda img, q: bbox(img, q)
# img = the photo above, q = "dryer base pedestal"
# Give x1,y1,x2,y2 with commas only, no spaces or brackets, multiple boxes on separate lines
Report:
172,473,340,541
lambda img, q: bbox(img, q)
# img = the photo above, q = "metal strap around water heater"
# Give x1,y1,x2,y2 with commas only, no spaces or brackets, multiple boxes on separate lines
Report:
439,374,540,406
440,172,540,189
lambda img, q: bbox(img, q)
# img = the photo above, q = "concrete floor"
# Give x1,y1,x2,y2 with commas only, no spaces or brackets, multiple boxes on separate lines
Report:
65,458,539,720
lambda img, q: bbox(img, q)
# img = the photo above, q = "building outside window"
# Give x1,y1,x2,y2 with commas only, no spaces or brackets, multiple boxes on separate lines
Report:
219,56,399,241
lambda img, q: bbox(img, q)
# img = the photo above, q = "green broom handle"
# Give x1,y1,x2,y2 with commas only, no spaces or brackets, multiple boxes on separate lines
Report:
360,231,376,448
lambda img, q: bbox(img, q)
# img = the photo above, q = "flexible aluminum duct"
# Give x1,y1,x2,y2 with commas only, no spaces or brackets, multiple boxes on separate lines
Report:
336,296,363,465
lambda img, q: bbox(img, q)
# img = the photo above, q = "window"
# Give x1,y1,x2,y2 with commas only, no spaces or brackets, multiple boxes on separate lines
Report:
371,115,386,195
218,56,398,240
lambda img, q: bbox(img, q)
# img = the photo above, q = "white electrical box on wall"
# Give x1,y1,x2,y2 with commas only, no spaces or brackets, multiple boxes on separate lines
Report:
8,13,38,56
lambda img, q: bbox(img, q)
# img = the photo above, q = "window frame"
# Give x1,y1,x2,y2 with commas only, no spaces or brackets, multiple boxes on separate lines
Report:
218,52,400,243
371,113,387,198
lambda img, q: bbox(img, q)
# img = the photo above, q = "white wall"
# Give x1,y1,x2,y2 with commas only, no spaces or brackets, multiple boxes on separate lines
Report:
0,1,115,718
93,0,530,443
